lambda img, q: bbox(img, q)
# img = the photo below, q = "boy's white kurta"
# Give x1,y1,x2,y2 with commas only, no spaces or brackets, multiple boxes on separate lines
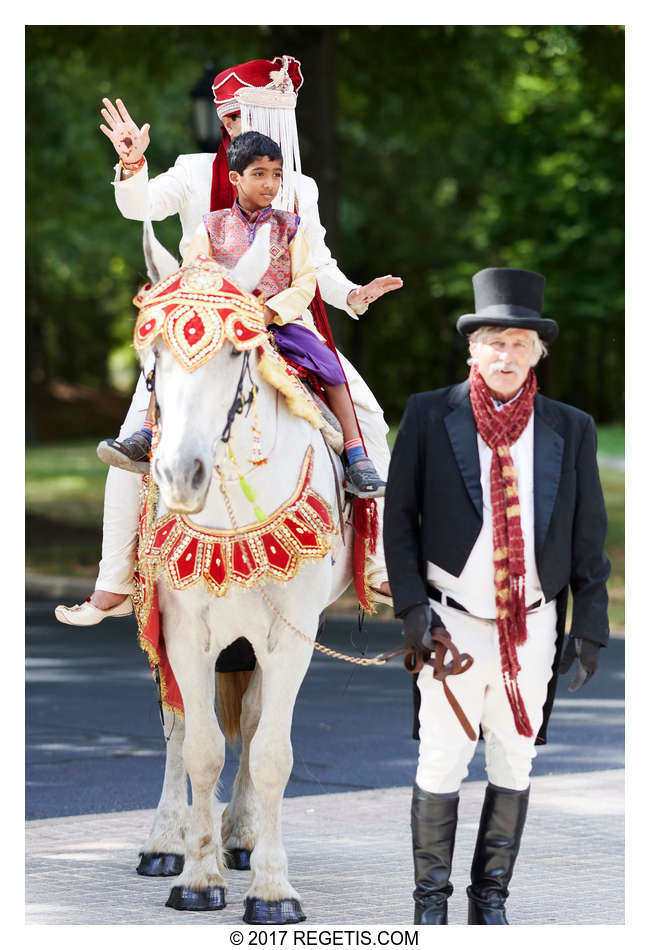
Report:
96,155,390,595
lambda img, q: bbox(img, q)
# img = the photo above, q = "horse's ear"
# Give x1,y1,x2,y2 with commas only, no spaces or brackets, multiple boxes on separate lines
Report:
143,219,179,285
229,223,271,294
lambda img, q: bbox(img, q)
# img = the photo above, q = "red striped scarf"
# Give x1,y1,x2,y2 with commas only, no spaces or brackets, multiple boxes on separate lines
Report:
469,363,538,737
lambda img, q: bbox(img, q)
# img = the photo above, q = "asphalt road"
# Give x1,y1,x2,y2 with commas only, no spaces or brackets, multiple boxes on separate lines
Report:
26,597,624,820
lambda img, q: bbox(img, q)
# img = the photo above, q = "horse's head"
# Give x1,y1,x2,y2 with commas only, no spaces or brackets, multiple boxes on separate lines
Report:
133,227,271,513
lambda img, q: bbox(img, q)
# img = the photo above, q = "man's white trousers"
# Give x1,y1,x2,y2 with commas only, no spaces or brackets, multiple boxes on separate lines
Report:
95,353,391,594
415,599,558,794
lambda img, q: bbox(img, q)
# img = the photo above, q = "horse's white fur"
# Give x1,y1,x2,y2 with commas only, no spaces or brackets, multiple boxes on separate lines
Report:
143,219,180,286
229,222,272,293
140,229,351,904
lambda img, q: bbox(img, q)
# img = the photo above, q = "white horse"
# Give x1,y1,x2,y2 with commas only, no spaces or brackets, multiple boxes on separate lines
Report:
133,227,352,923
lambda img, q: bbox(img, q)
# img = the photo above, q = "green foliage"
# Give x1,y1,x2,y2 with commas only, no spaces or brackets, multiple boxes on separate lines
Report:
335,25,624,422
27,25,266,392
27,25,623,426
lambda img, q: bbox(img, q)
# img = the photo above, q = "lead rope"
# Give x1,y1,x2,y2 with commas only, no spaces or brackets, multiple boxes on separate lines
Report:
213,474,475,738
215,464,392,667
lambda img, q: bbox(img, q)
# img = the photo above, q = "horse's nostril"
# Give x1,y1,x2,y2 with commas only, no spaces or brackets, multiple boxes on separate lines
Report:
191,459,205,490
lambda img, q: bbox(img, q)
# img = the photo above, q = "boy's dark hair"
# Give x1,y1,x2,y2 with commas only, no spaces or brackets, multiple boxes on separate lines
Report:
227,131,283,174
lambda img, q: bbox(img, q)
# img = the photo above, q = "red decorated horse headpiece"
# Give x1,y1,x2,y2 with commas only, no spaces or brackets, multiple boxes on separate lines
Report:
133,256,267,371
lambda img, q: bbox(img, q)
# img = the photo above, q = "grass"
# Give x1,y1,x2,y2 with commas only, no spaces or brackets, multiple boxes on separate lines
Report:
26,441,108,528
596,423,625,458
25,434,625,627
26,441,107,579
600,467,625,628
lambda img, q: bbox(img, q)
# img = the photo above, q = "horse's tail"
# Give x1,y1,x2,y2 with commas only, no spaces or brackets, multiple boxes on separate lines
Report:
216,671,254,745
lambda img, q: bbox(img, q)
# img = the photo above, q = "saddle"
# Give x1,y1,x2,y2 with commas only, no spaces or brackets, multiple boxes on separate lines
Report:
257,344,344,454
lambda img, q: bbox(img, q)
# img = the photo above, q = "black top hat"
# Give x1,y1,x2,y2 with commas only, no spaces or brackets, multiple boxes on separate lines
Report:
456,267,559,343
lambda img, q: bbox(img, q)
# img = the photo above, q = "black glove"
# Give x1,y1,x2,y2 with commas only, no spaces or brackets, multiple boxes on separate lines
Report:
401,603,434,652
558,637,601,691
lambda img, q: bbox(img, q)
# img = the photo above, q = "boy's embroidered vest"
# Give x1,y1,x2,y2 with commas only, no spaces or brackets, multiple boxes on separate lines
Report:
203,207,299,300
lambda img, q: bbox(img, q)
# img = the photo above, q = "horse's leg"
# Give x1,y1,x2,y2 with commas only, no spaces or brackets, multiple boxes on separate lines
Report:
243,631,314,925
162,612,228,912
137,706,189,876
222,665,263,870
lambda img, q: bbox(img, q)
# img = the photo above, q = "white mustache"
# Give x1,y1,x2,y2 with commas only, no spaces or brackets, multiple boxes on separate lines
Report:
488,360,520,375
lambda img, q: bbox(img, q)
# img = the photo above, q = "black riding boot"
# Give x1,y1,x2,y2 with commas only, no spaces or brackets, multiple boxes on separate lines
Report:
411,784,459,924
467,782,530,925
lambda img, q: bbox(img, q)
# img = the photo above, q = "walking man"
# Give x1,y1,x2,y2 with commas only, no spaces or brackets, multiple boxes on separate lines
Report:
383,267,610,924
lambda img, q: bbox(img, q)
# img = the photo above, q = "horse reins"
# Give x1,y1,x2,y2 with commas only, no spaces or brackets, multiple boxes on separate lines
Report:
404,632,477,741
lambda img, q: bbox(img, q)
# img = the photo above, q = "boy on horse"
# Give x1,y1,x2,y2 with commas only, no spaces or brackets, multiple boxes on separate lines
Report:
101,130,387,499
56,54,397,626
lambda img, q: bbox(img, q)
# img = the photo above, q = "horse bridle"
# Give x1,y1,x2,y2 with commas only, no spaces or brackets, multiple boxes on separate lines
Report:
145,348,258,447
220,350,257,444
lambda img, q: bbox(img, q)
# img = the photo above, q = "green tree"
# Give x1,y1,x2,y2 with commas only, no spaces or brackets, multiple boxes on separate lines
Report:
335,25,624,422
26,25,624,434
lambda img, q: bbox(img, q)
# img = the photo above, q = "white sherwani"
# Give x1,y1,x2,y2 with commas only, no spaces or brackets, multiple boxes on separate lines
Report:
96,155,391,595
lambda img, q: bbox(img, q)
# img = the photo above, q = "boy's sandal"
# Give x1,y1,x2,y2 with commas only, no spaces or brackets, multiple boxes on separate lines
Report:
97,434,151,475
343,459,386,499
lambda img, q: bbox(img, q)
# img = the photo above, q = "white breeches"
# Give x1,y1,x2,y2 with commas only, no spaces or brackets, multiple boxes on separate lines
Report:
95,354,391,594
95,371,150,594
415,599,557,794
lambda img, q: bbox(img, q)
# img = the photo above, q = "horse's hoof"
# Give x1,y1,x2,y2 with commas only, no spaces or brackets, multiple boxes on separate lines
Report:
166,885,226,911
226,848,251,870
243,897,306,925
137,852,184,876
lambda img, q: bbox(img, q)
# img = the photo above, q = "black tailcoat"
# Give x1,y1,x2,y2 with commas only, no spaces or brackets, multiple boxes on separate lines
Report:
383,380,610,743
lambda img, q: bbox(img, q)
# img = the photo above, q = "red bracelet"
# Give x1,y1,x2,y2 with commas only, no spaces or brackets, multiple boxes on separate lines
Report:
120,156,145,171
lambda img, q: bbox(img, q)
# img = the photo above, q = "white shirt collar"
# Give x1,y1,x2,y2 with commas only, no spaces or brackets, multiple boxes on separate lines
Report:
491,386,524,411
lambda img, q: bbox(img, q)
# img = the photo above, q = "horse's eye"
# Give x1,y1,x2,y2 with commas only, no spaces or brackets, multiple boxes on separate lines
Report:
231,345,243,358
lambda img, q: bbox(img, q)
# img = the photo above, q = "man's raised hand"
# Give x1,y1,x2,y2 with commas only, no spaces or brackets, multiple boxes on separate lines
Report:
347,275,404,310
100,97,150,165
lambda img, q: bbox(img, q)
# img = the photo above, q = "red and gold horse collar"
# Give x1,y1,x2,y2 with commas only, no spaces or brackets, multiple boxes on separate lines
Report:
134,445,335,636
133,255,267,371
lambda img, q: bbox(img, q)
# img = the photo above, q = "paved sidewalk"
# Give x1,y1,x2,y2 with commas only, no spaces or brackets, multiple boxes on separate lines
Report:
26,769,624,926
